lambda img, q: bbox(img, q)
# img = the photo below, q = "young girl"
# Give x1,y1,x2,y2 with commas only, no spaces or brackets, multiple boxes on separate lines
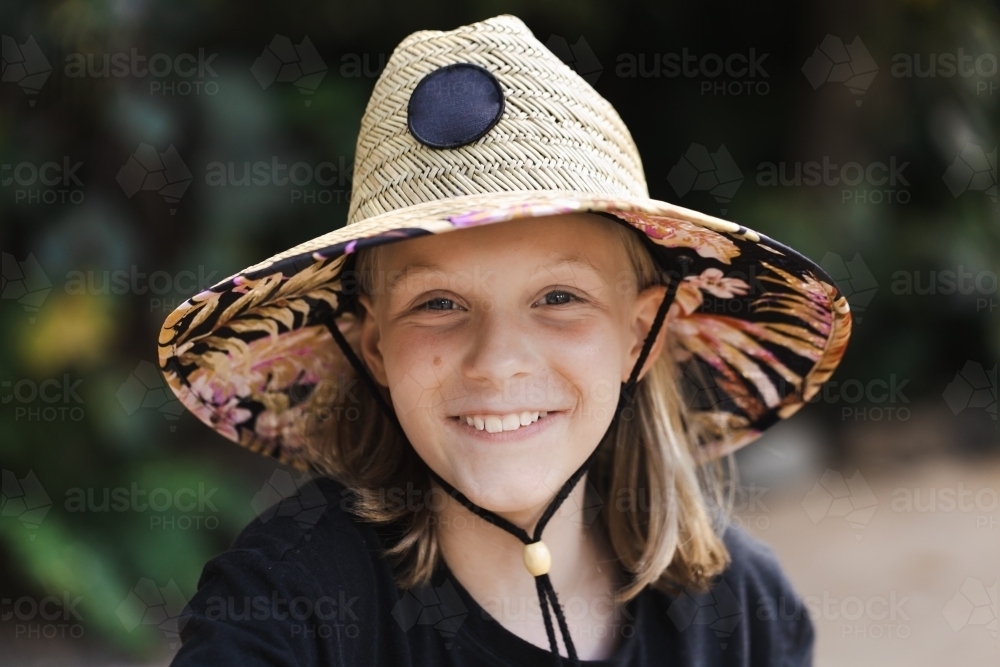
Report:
160,14,851,666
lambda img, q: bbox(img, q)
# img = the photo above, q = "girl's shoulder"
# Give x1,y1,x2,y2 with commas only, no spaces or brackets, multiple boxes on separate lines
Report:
215,474,398,582
172,475,409,666
637,522,814,665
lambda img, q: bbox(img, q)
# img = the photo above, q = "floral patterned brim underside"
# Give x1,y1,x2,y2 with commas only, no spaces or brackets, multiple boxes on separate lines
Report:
157,193,852,470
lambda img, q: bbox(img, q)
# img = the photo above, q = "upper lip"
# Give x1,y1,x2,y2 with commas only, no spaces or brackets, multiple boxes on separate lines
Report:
451,408,560,417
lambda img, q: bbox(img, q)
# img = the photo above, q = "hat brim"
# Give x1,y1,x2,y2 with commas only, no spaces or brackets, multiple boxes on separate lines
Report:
158,190,851,470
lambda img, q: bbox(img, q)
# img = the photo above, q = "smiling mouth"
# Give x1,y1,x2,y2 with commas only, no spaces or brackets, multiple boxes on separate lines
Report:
450,411,554,433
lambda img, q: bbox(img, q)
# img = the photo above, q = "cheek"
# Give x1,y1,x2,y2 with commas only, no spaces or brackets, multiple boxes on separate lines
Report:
547,325,626,412
381,329,456,418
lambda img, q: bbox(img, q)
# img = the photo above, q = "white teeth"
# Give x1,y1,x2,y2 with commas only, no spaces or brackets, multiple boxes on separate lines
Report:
461,411,550,432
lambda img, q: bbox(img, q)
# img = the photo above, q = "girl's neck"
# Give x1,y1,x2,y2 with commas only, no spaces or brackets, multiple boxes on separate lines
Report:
434,475,627,660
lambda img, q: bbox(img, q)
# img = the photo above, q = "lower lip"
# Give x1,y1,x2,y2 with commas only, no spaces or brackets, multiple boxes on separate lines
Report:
446,412,562,442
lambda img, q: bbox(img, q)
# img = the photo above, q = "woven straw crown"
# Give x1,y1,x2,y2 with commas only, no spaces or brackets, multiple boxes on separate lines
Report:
347,14,648,224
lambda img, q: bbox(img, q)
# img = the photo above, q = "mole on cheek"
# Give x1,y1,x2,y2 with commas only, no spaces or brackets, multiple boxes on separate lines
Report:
433,356,442,366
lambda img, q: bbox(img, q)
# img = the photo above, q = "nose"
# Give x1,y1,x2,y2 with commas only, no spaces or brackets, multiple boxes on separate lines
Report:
462,304,540,386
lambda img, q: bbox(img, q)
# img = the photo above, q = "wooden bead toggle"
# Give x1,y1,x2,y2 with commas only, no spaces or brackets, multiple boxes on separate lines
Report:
523,540,551,577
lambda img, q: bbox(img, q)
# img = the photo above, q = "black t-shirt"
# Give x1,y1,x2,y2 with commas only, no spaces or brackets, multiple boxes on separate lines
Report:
170,476,814,666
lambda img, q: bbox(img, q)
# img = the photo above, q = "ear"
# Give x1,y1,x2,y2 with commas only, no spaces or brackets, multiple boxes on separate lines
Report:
358,293,390,387
623,284,670,384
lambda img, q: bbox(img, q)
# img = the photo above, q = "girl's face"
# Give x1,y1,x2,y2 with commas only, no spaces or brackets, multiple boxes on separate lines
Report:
358,213,667,515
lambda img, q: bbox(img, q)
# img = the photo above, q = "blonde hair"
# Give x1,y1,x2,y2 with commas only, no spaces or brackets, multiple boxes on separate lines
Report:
313,214,734,601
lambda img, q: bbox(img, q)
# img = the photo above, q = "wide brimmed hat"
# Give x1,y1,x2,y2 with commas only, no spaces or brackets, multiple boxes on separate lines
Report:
158,14,851,472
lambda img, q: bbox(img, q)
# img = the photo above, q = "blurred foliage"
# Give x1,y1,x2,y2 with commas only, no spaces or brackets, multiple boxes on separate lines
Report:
0,0,998,658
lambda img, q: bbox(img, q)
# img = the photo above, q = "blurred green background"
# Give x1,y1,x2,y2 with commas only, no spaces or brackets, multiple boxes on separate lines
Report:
1,0,997,664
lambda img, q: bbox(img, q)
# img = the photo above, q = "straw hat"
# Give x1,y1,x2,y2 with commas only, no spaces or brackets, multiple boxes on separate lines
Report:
158,14,852,472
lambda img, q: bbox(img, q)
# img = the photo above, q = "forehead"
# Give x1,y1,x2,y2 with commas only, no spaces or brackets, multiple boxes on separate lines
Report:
377,212,628,277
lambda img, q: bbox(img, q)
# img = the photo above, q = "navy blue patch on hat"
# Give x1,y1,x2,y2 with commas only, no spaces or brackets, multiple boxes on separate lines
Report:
407,63,505,149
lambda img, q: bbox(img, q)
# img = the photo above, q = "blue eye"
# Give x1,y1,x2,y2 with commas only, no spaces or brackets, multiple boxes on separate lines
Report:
541,290,576,306
421,297,458,311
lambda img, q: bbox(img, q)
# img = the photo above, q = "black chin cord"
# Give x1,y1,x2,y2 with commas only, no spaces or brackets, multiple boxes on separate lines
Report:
325,270,680,666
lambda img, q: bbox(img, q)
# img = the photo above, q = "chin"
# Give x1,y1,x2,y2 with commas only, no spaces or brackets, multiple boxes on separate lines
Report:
448,457,575,514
